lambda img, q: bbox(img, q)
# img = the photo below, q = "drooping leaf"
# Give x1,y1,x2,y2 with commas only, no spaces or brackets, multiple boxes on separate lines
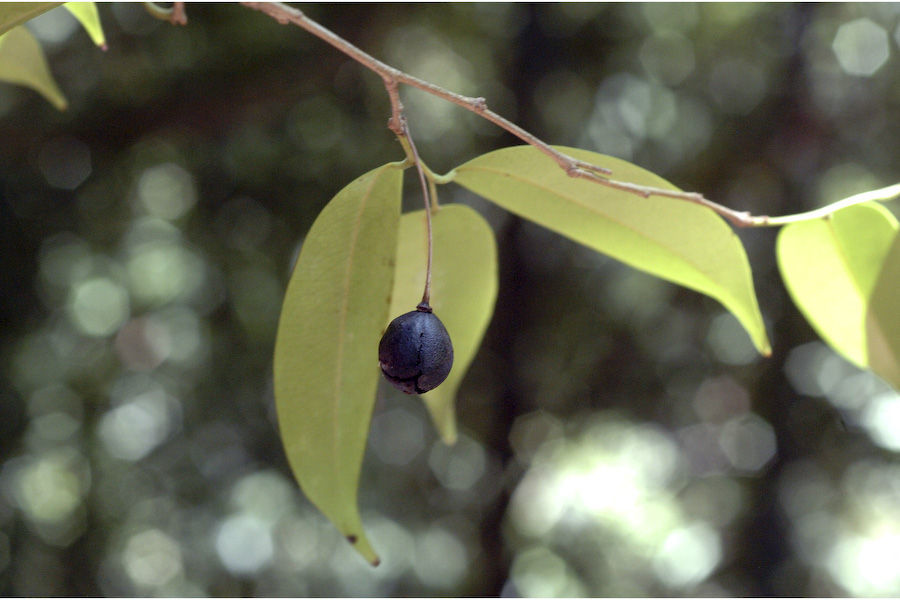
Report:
777,202,899,380
867,235,900,390
389,204,498,444
64,2,105,48
0,3,60,37
273,163,404,565
452,145,770,355
0,25,66,109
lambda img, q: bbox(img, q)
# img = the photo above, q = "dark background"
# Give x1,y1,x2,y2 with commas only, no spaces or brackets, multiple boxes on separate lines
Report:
1,3,900,596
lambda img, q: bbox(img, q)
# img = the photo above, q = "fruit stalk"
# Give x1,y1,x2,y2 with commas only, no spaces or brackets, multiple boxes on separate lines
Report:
399,117,433,306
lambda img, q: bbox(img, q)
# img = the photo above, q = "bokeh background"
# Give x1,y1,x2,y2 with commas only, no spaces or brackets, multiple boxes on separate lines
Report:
2,3,900,596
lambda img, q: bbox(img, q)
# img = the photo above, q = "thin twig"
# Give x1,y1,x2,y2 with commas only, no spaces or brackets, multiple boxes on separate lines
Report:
750,182,900,226
240,5,612,176
241,2,900,228
171,2,188,25
143,1,188,25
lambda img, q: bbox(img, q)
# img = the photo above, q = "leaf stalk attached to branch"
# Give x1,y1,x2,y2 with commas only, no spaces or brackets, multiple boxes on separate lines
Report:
241,2,900,229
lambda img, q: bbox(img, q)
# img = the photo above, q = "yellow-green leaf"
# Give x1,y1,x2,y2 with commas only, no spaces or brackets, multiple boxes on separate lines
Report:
0,25,66,109
389,204,498,444
273,163,403,565
452,145,770,355
0,3,61,37
64,2,105,48
777,203,900,378
867,235,900,390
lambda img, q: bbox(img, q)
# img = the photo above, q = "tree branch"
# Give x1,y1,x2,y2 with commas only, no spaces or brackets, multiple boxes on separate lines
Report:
750,182,900,226
144,2,188,25
241,2,900,228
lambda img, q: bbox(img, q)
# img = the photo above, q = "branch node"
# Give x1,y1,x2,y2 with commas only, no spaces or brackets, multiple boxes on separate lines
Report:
574,159,613,176
388,116,404,136
565,165,582,178
144,1,188,25
172,3,188,25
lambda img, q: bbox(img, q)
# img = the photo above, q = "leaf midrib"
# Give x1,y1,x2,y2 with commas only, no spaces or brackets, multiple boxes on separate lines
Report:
456,163,735,299
331,169,383,495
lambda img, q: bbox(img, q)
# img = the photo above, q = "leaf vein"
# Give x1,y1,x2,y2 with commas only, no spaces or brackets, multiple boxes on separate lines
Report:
457,164,730,292
331,169,384,493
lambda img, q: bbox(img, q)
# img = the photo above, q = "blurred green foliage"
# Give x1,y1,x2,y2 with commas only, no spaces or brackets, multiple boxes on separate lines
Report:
1,3,900,596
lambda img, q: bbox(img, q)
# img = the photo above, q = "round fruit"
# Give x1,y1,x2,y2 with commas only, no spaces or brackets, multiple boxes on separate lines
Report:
378,305,453,394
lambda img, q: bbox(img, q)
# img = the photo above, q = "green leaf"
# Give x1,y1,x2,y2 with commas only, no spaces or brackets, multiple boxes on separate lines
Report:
0,3,61,37
452,145,770,355
64,2,105,48
0,25,66,110
389,204,498,444
867,235,900,390
273,163,404,565
777,202,899,374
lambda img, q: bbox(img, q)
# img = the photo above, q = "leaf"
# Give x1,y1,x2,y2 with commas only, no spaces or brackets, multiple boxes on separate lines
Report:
64,2,105,48
389,204,498,444
867,235,900,390
0,25,66,110
273,163,404,565
0,3,60,37
452,145,770,355
777,202,899,377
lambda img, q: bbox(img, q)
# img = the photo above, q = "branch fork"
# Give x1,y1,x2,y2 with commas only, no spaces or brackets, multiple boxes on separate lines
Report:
241,2,900,228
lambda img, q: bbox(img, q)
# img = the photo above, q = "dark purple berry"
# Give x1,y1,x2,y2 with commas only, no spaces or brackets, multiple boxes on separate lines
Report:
378,305,453,394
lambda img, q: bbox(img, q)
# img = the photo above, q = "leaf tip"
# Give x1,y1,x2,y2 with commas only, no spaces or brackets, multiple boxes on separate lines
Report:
755,334,772,357
744,320,772,358
346,533,381,566
435,423,457,445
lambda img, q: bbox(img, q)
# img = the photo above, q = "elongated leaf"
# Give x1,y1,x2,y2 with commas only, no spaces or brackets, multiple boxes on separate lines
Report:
64,2,105,48
452,145,770,354
778,202,898,371
0,25,66,109
274,163,404,565
389,204,498,443
867,235,900,390
0,3,60,37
